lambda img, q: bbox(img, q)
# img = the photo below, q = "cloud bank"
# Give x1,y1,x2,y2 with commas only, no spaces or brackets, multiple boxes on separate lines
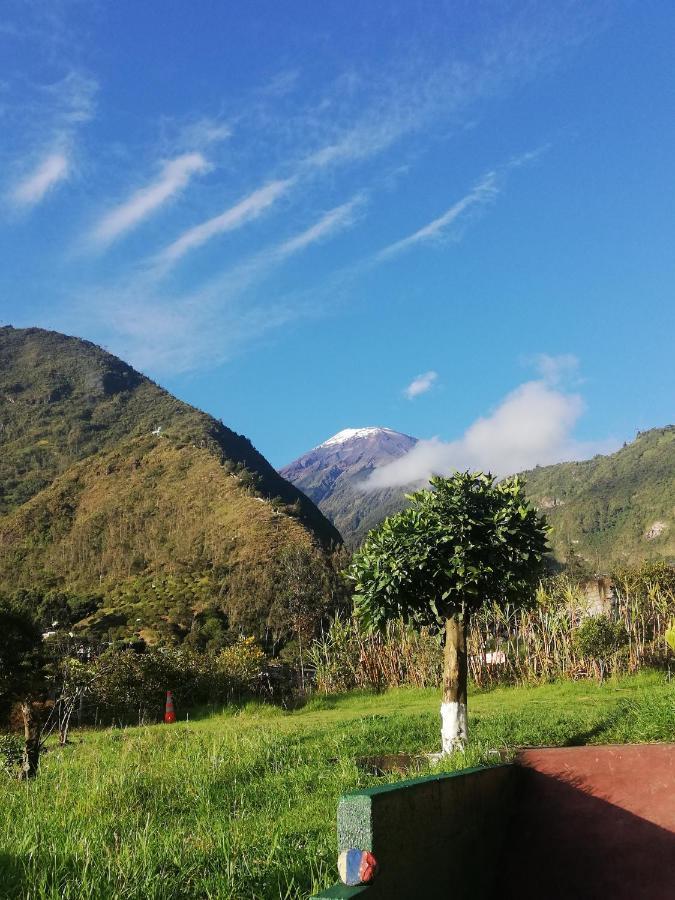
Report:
367,368,616,489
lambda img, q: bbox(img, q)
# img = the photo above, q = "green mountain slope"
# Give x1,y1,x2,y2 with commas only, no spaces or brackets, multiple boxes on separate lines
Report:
0,326,339,545
0,436,328,643
521,427,675,567
0,326,342,644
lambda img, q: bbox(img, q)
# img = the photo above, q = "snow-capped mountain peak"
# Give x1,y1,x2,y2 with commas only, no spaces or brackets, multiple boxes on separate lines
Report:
280,426,418,546
317,426,398,448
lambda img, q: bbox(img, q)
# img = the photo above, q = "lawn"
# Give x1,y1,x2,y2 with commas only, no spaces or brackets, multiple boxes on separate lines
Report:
0,672,672,899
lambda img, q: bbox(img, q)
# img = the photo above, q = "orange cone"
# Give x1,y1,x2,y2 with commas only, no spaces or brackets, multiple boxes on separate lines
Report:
164,690,176,724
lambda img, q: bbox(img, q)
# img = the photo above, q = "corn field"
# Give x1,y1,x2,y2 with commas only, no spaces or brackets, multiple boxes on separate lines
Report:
309,568,675,693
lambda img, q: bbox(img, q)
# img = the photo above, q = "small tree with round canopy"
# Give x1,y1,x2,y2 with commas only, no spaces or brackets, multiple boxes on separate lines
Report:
348,472,548,753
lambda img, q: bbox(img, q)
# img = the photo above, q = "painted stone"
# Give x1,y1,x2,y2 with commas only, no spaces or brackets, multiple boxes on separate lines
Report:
337,849,378,886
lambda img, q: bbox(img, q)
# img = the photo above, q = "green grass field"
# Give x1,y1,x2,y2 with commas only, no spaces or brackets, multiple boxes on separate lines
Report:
1,672,673,899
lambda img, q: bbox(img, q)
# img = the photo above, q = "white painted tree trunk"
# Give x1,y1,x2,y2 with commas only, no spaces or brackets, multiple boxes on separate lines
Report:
441,700,468,754
441,614,468,754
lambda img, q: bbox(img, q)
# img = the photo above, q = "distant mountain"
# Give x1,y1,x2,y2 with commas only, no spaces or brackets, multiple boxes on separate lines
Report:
280,427,417,546
521,426,675,568
282,423,675,568
0,326,341,643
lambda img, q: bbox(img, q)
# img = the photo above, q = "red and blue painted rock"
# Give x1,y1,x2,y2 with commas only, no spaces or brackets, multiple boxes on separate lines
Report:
337,849,378,886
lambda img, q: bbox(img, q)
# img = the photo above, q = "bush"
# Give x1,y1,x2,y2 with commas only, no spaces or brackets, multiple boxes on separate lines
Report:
0,733,23,774
86,639,267,725
573,616,627,679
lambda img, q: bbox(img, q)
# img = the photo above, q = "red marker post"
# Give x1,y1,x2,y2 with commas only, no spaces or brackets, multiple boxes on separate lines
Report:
164,690,176,723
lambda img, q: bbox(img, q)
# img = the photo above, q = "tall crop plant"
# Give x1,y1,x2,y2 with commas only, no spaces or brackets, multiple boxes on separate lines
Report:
310,569,675,692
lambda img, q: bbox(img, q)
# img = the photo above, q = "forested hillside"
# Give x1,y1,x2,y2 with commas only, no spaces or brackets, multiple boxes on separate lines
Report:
0,326,339,544
0,327,342,645
522,426,675,567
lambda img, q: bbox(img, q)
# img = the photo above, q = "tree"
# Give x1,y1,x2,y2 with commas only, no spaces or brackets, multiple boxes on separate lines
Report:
271,546,337,690
0,597,44,778
348,473,548,753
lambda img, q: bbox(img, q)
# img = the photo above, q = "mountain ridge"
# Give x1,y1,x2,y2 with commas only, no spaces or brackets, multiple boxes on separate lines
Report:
282,423,675,566
0,325,340,545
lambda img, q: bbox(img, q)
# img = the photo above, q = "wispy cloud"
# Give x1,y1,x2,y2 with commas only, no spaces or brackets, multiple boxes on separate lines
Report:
378,171,499,260
533,352,581,386
91,153,210,246
6,70,97,209
10,151,69,207
274,195,365,258
377,148,547,261
157,178,293,267
367,367,617,489
76,193,367,374
404,370,438,399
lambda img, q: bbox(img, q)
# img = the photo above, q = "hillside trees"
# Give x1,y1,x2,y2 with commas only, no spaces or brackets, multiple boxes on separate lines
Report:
348,473,548,752
0,598,44,777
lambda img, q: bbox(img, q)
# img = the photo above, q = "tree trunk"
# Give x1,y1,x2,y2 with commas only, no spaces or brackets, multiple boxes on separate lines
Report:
19,702,40,780
441,614,468,753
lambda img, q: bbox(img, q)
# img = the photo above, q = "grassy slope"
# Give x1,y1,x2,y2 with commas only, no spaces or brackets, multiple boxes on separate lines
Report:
522,426,675,567
0,436,314,592
0,326,340,546
0,673,672,899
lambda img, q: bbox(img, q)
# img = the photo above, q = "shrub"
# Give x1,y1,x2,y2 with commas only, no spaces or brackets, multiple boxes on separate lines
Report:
0,733,23,774
573,616,627,679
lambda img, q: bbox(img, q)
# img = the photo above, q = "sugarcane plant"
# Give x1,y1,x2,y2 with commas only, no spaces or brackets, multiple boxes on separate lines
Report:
348,472,548,753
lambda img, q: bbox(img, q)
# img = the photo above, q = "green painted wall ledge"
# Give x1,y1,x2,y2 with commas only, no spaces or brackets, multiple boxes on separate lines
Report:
311,764,514,900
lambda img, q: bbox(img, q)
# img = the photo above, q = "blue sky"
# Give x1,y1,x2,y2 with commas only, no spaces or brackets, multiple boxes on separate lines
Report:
2,1,674,471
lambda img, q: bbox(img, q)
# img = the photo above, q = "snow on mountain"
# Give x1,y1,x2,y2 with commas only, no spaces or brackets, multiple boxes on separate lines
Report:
318,427,401,448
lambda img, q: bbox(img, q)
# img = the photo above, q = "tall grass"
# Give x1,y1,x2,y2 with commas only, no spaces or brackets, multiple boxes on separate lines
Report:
310,574,675,693
0,673,672,899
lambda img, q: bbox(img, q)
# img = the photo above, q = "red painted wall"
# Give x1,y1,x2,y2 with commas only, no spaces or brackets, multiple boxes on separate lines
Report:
508,745,675,899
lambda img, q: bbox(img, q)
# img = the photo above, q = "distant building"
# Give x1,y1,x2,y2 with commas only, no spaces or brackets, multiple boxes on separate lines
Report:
579,576,615,616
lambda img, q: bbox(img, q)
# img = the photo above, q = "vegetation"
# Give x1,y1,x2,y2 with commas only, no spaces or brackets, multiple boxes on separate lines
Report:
0,326,339,545
0,437,348,649
0,327,344,646
0,673,671,899
0,598,43,710
312,564,675,693
522,426,675,567
348,473,548,751
283,425,674,566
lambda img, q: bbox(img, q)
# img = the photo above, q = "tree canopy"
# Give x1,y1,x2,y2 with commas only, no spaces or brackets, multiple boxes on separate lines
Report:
349,472,549,631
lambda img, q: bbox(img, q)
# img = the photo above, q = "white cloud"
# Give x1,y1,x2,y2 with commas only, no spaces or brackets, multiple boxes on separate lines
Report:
367,377,616,489
404,371,438,399
75,193,366,375
533,353,581,385
275,195,364,258
377,148,548,261
6,70,97,209
91,153,210,246
378,171,499,259
158,178,293,266
10,151,69,206
47,71,98,126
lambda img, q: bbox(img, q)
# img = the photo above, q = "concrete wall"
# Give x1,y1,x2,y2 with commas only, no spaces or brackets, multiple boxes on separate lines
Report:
312,765,515,900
